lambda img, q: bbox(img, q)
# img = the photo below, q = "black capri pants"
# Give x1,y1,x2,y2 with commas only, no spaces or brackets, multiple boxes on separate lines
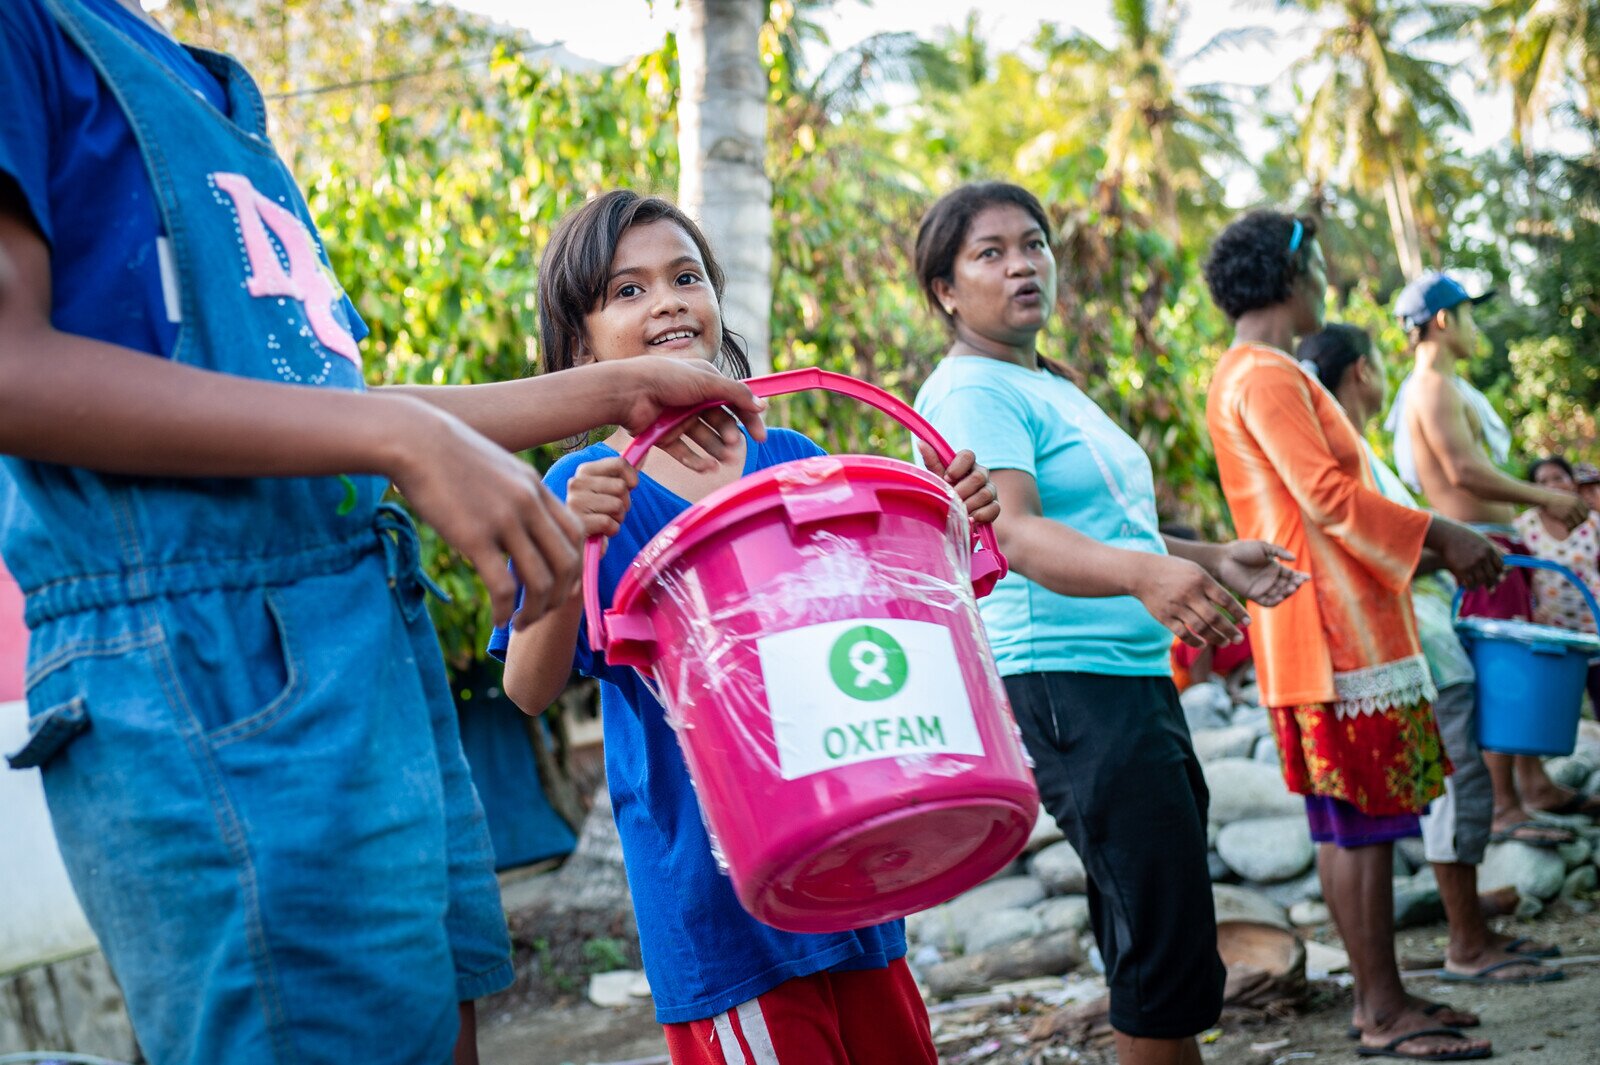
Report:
1004,671,1225,1039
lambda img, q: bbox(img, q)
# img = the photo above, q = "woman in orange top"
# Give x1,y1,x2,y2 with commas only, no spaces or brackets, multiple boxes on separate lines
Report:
1203,211,1502,1062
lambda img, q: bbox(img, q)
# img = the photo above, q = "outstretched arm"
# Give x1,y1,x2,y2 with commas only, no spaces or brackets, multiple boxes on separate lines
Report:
991,470,1245,649
1164,537,1308,607
1411,372,1587,526
0,203,588,626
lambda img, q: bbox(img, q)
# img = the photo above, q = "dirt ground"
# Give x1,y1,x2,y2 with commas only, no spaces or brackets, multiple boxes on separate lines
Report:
478,908,1600,1065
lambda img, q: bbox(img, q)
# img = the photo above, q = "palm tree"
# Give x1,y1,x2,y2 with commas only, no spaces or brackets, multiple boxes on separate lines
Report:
678,0,774,374
1276,0,1468,276
1472,0,1600,148
1037,0,1246,246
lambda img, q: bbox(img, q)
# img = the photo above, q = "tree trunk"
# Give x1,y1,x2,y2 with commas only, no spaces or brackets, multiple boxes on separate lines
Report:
678,0,773,374
1380,162,1422,278
1148,121,1182,247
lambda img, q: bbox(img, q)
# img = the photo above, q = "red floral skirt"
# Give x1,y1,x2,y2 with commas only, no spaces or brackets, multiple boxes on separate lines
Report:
1269,700,1449,817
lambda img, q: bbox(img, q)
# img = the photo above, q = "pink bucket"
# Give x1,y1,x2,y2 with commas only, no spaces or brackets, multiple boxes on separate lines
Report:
583,369,1038,933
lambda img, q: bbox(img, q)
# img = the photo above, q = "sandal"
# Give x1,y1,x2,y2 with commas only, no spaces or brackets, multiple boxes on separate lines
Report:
1356,1027,1491,1060
1438,957,1564,985
1530,791,1600,818
1488,820,1576,847
1505,935,1561,959
1346,1002,1480,1040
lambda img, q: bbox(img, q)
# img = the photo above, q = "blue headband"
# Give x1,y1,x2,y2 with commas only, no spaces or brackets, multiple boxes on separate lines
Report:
1288,219,1304,255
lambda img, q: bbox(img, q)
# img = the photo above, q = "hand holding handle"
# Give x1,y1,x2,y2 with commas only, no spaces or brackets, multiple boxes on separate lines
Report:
583,368,1007,653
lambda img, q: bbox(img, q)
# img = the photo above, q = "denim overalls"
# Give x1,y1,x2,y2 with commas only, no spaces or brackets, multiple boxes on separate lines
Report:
4,2,512,1061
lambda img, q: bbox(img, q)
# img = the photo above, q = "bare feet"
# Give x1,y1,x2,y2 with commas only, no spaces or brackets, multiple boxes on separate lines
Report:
1360,1004,1491,1058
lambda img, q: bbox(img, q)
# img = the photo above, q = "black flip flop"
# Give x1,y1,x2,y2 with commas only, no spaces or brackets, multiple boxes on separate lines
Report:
1356,1027,1491,1060
1346,1002,1481,1040
1438,957,1565,985
1488,821,1576,847
1505,935,1561,959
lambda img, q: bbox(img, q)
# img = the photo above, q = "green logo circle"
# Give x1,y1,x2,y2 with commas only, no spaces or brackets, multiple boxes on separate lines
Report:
828,625,909,701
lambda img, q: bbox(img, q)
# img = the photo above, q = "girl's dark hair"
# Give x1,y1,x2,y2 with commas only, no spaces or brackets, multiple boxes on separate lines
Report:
537,189,751,379
914,181,1052,330
1297,323,1372,393
1528,455,1575,482
1203,210,1320,320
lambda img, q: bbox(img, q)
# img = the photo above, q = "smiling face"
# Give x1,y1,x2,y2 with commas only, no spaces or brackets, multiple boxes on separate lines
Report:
580,220,722,365
932,204,1057,349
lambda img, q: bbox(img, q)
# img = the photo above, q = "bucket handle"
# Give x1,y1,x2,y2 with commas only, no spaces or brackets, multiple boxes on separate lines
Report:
582,368,1008,654
1450,554,1600,633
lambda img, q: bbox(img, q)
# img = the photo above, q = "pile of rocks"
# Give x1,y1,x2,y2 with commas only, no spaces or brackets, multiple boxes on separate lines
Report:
904,670,1600,998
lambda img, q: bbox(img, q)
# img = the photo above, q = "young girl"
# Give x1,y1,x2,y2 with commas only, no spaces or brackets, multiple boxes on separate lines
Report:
492,190,998,1065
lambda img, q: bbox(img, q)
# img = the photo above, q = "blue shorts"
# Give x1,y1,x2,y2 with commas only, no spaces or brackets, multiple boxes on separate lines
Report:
9,551,511,1064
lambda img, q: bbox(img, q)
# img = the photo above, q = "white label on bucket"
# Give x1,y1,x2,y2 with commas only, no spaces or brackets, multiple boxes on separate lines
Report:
757,618,984,780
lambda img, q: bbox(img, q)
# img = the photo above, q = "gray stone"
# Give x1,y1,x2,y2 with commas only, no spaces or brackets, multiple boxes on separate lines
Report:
1397,837,1428,871
904,903,961,952
1208,850,1233,882
1516,894,1546,919
1253,735,1281,766
1575,719,1600,761
1032,895,1091,936
1233,684,1262,709
1479,841,1569,900
1181,681,1235,731
963,908,1044,955
924,931,1082,999
1211,884,1290,930
908,942,943,979
1558,837,1594,868
1217,817,1314,883
1231,705,1271,735
1032,841,1089,896
1561,864,1598,902
948,875,1048,916
1192,724,1258,762
1203,759,1303,824
1289,900,1330,926
1024,806,1066,853
1544,755,1596,790
588,969,648,1008
1393,878,1444,930
1256,869,1325,909
1587,767,1600,798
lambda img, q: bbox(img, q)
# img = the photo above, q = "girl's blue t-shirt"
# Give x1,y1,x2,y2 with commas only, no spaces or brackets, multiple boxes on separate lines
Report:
915,356,1173,677
488,428,907,1023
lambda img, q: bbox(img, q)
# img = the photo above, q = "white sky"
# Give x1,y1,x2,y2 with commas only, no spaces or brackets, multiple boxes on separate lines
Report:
452,0,1517,164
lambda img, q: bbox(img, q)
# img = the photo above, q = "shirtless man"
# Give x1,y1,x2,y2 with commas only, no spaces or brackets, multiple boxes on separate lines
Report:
1391,272,1598,840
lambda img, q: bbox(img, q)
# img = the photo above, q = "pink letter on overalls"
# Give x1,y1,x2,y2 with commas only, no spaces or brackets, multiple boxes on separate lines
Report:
212,172,361,366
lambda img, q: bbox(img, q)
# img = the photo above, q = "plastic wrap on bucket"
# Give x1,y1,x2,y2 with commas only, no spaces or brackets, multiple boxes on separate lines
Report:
583,369,1039,933
1455,555,1600,756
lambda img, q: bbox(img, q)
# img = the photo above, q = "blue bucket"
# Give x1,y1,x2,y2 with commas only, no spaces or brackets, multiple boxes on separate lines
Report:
1454,555,1600,756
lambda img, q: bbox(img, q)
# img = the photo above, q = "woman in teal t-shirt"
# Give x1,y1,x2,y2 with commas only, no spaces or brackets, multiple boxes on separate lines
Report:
912,183,1307,1065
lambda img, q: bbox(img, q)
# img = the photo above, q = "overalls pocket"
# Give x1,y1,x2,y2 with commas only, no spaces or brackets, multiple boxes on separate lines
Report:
159,587,303,747
7,696,91,770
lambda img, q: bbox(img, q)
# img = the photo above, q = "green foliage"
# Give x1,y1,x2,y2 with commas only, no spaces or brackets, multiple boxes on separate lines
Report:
160,0,1600,669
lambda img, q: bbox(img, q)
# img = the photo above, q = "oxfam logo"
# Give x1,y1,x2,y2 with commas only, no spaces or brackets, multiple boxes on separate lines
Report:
828,625,909,701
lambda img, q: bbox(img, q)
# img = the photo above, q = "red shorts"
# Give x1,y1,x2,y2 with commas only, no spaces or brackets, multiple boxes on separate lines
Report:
661,958,936,1065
